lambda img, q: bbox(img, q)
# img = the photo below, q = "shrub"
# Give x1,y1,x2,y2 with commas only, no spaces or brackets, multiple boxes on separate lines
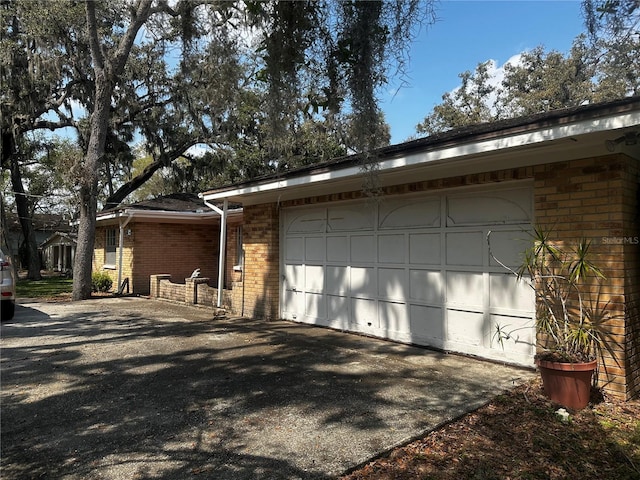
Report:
92,271,113,293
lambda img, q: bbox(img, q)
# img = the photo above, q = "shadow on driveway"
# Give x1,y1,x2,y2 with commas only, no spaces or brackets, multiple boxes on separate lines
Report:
1,298,535,479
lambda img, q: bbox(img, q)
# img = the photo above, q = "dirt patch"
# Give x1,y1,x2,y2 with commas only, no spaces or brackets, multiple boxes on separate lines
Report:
341,380,640,480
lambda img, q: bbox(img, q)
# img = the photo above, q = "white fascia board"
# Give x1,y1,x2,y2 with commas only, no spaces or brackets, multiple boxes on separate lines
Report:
201,110,640,203
95,208,243,224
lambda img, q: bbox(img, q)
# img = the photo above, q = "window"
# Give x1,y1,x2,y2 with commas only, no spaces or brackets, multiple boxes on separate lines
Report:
105,228,117,266
234,225,244,270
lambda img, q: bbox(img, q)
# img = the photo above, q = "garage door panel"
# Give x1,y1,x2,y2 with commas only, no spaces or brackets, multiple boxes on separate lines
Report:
488,230,531,268
446,232,484,266
326,266,349,295
378,234,405,263
490,314,535,356
379,197,440,229
410,305,444,341
409,269,443,304
352,298,377,328
446,271,483,307
283,289,304,320
351,235,375,263
305,237,325,262
447,189,532,226
284,264,304,290
379,301,409,334
328,205,374,231
304,265,325,293
351,267,376,298
378,268,407,301
489,273,534,313
286,208,327,233
447,309,485,347
305,292,326,320
285,237,304,262
328,295,350,329
327,236,348,262
409,233,441,265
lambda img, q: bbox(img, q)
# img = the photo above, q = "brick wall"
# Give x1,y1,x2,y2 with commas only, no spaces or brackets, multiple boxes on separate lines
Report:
158,276,185,302
226,220,243,285
243,154,637,400
93,225,133,291
241,203,280,319
150,274,233,310
533,154,639,400
131,222,218,295
94,219,243,296
622,158,640,399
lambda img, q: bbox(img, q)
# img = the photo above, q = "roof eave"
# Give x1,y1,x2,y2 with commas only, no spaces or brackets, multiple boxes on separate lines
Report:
201,104,640,205
95,208,243,225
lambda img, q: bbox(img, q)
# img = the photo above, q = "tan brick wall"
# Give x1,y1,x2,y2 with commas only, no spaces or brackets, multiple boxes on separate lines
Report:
158,277,185,302
241,203,280,319
533,154,638,400
622,159,640,399
224,219,243,287
92,225,132,291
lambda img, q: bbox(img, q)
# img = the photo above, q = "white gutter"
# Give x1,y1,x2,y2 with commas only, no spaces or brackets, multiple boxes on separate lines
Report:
117,212,133,292
204,199,228,308
96,209,226,223
201,110,640,202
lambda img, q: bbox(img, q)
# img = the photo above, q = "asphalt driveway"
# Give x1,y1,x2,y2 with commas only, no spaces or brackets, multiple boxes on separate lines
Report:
1,297,535,479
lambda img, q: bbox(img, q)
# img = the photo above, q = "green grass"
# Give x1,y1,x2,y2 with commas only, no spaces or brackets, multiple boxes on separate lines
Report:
16,276,73,298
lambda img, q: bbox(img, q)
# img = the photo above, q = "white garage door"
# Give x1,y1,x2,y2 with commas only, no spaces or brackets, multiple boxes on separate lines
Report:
281,184,535,366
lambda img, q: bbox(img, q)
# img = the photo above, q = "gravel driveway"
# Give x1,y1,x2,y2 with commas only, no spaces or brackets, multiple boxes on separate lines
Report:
1,297,534,479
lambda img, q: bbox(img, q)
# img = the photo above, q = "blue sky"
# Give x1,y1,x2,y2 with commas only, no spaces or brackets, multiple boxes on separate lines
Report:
382,0,587,143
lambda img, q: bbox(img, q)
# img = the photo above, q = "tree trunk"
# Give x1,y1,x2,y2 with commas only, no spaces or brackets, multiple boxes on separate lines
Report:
72,0,152,300
72,65,110,298
7,132,41,280
72,180,98,300
72,72,110,300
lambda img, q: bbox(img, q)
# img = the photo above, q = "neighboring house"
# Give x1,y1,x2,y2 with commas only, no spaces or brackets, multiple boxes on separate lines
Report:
40,232,77,272
93,193,243,295
4,213,72,269
200,97,640,401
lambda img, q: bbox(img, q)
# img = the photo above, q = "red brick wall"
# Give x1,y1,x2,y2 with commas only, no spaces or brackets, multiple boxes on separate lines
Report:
130,222,218,295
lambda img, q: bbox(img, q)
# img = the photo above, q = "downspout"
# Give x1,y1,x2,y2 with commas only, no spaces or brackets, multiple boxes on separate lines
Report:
118,212,133,292
204,199,228,308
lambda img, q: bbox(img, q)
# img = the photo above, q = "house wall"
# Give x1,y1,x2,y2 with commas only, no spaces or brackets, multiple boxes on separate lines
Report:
94,219,242,296
533,154,638,400
130,222,219,295
622,159,640,399
241,203,280,319
242,154,639,400
93,226,132,290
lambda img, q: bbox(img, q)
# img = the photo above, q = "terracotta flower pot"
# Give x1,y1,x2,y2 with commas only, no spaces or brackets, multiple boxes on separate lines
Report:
536,358,597,410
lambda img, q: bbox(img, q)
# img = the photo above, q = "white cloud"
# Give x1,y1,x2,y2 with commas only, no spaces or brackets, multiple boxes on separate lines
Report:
445,53,525,114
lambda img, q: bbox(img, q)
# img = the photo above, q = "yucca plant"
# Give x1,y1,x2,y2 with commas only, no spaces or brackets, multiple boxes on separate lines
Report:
489,226,609,363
